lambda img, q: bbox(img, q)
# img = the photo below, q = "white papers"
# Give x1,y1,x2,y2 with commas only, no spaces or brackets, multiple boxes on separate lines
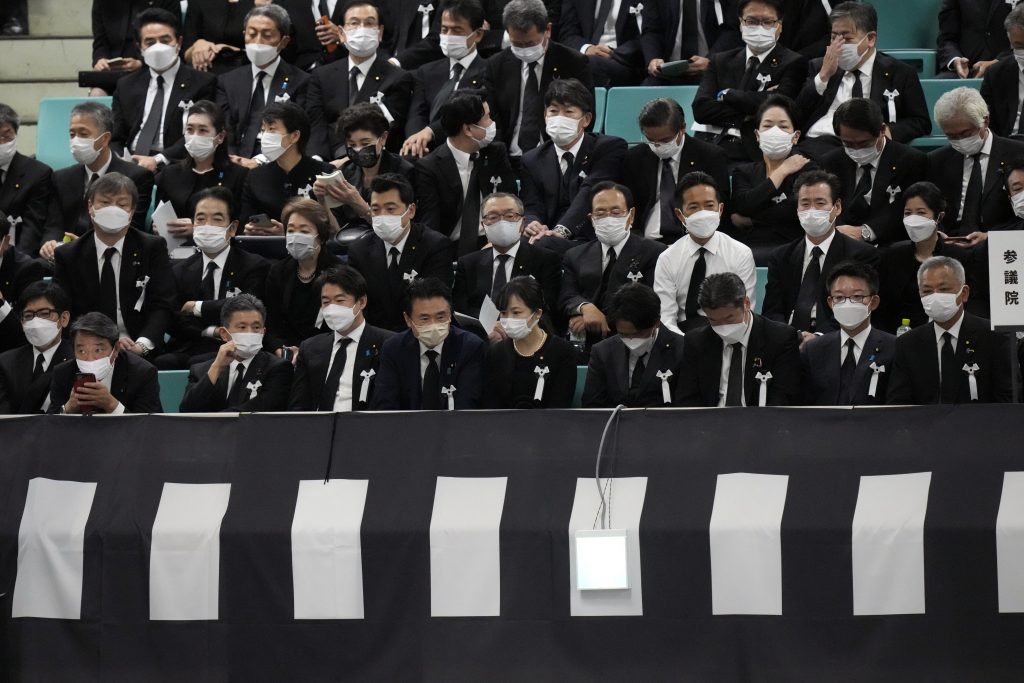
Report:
316,170,343,209
997,472,1024,612
478,295,500,337
150,200,187,252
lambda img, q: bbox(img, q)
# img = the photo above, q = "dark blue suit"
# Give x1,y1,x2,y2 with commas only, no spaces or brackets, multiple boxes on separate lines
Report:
370,326,485,410
800,326,896,405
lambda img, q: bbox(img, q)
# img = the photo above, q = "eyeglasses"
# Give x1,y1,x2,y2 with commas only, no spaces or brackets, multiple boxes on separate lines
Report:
345,18,379,28
830,295,873,305
591,209,629,219
481,211,523,225
741,17,779,27
20,308,59,323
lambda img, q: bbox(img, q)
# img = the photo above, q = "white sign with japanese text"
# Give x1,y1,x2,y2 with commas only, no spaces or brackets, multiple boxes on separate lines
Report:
987,232,1024,331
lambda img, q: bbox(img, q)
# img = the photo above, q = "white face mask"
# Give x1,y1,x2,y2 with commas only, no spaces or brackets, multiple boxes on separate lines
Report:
592,215,630,246
1012,190,1024,219
70,135,101,165
499,314,536,340
142,41,178,72
372,207,410,243
712,318,748,345
193,225,230,254
646,133,682,161
741,25,777,53
92,206,131,234
545,115,581,147
22,317,61,349
838,36,867,71
484,219,522,248
322,303,357,332
921,288,963,323
416,321,450,348
286,232,318,261
472,121,496,149
345,27,380,58
511,41,545,64
259,132,291,162
903,214,937,243
797,208,834,238
185,133,218,161
831,300,871,329
77,352,115,382
0,138,16,167
1016,48,1024,70
757,126,793,160
621,332,654,354
245,42,279,68
950,132,985,157
684,209,720,240
844,140,882,166
230,332,264,360
440,33,474,60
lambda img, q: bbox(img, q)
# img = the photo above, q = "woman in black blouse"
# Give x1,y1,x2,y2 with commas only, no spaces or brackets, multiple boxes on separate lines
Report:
483,276,577,409
183,0,254,74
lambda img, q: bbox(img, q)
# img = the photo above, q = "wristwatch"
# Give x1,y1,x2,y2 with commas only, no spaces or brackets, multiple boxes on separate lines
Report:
860,224,874,242
553,225,571,239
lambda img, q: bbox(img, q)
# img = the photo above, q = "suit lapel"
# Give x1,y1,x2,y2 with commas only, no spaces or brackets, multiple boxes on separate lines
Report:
984,137,1008,200
871,143,897,210
357,59,385,102
119,231,141,314
744,316,765,405
702,331,724,405
399,225,423,277
852,328,885,399
476,248,495,300
611,341,630,399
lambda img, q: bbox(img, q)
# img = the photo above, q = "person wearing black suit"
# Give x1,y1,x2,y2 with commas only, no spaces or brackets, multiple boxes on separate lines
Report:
692,0,806,162
800,260,896,405
623,98,730,245
48,312,163,414
216,5,310,161
486,0,595,158
676,272,801,406
583,282,686,407
640,0,742,85
821,98,928,246
378,0,442,69
0,104,56,256
44,102,155,259
273,0,346,72
179,293,292,411
938,0,1014,80
91,0,182,70
560,181,667,349
0,281,73,413
289,265,393,410
0,229,48,352
413,92,518,256
111,9,218,173
887,255,1014,404
182,0,254,75
980,49,1024,138
558,0,645,86
347,173,453,331
371,276,486,410
778,0,830,59
762,170,879,339
796,3,931,159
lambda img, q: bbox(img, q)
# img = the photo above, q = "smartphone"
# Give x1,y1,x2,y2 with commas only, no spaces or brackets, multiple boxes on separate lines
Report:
74,372,96,392
248,213,273,229
107,57,128,69
944,236,972,244
280,346,293,362
320,16,338,53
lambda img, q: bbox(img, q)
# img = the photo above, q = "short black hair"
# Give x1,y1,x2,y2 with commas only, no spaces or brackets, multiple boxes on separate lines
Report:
902,181,946,216
183,99,230,169
496,275,545,312
404,277,452,315
439,90,486,138
606,283,660,331
698,273,747,311
794,169,841,204
342,0,382,23
336,102,390,140
676,171,721,203
1006,157,1024,180
442,0,486,29
0,103,21,133
192,186,238,222
755,93,799,128
738,0,782,17
17,280,71,314
830,1,877,34
261,102,310,154
135,7,180,41
316,264,368,300
826,260,880,295
370,172,416,206
220,293,267,327
543,78,593,114
590,181,634,209
832,97,884,138
638,98,686,132
70,312,119,346
88,172,139,210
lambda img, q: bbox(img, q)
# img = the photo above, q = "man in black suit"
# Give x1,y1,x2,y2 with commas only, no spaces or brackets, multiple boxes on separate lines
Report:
778,0,830,59
91,0,182,73
216,4,309,163
640,0,742,85
52,173,177,358
0,281,73,414
0,104,57,256
401,0,492,158
887,255,1014,404
274,0,347,72
289,265,394,410
110,8,217,173
821,98,928,246
583,282,686,407
379,0,442,67
48,312,163,414
623,98,730,244
796,2,931,159
371,276,486,409
0,225,47,352
928,86,1024,240
560,181,667,347
938,0,1014,80
486,0,595,159
559,0,645,86
980,9,1024,138
179,293,292,412
347,173,452,331
692,0,806,162
413,91,518,256
762,170,879,342
801,260,896,405
43,102,155,260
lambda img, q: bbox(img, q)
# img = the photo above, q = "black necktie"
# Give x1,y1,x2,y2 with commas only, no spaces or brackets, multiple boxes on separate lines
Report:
680,0,699,59
100,247,118,323
725,342,744,406
684,247,707,320
388,246,401,292
839,338,857,403
792,245,823,331
739,55,759,90
630,351,647,390
421,349,441,410
658,158,678,234
592,0,614,44
960,153,983,233
940,331,956,403
492,253,511,303
85,172,98,197
227,363,247,407
431,62,465,122
318,0,330,18
595,247,617,308
854,164,873,207
349,65,361,105
319,337,353,410
458,152,481,257
136,74,165,155
201,261,218,300
559,151,575,212
32,353,45,381
245,71,267,155
519,62,542,151
850,69,863,99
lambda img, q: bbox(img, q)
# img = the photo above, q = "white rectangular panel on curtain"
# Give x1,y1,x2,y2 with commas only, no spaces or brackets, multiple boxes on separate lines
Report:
996,471,1024,612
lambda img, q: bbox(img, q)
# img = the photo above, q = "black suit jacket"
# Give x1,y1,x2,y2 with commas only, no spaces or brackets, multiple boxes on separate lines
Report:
0,246,47,352
762,231,880,333
155,162,248,220
91,0,182,62
333,151,414,231
405,53,490,143
379,0,442,68
0,339,73,414
111,62,217,159
216,60,311,157
453,237,562,319
583,323,686,407
796,51,931,144
559,233,667,316
675,313,802,406
307,56,413,159
1,152,55,255
640,0,742,63
370,326,485,410
821,140,928,246
275,0,346,71
938,0,1013,71
981,55,1024,138
730,156,817,247
182,0,252,74
800,326,896,405
927,135,1024,235
179,350,292,412
52,228,177,345
482,335,578,408
559,0,644,63
48,156,155,240
238,156,335,224
48,350,163,413
288,325,394,410
778,0,830,59
886,313,1013,404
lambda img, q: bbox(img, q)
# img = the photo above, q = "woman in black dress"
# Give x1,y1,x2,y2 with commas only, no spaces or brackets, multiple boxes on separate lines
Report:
483,276,577,409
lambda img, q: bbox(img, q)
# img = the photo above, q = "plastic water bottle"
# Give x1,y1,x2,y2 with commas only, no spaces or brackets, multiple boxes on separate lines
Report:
896,318,912,337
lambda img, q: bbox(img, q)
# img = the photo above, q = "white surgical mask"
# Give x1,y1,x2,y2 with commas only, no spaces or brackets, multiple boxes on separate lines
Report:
185,133,218,161
621,333,654,354
286,232,318,261
684,210,720,240
1014,48,1024,70
416,321,450,348
142,41,178,72
545,115,581,147
712,319,748,345
230,332,264,360
832,300,870,329
372,207,409,243
499,315,536,340
22,317,61,349
757,126,793,160
646,134,682,161
798,208,834,238
192,225,229,254
1012,190,1024,219
345,27,380,58
950,133,984,157
77,352,115,382
903,214,937,243
741,25,777,53
322,303,357,332
473,121,496,148
511,41,545,64
92,206,131,234
921,289,963,323
245,42,279,67
70,135,101,165
484,219,522,248
259,132,291,162
440,33,473,60
838,36,867,71
0,138,16,167
844,141,882,166
593,215,630,246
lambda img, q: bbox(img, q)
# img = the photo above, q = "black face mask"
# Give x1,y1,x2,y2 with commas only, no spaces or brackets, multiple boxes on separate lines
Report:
350,144,380,168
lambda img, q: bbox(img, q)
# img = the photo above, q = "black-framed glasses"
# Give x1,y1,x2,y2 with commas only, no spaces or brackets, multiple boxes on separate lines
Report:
741,17,779,27
591,209,629,219
481,211,523,225
20,308,59,323
830,295,873,305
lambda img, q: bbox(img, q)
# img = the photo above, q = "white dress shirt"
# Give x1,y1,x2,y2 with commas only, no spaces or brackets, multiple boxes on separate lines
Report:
933,312,965,380
808,49,877,138
93,233,127,334
511,54,545,157
194,246,231,316
225,358,250,399
670,0,708,61
132,58,181,154
447,141,481,241
419,339,445,381
83,152,114,192
557,132,585,174
794,230,836,324
840,324,872,366
450,50,478,82
957,131,994,221
643,141,684,239
35,342,63,412
581,0,622,52
328,320,365,412
854,138,885,206
492,240,521,285
349,53,376,92
251,55,281,94
717,312,753,407
627,327,658,379
1015,66,1024,133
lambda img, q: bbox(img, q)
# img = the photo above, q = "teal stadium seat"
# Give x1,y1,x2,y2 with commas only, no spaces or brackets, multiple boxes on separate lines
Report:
572,365,587,408
144,185,158,231
754,267,767,315
593,87,607,133
887,49,937,77
868,0,941,51
912,78,983,149
36,96,113,171
603,86,698,144
158,370,189,412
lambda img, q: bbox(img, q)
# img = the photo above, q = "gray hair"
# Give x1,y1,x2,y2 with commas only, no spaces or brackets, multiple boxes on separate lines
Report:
244,4,292,36
1005,4,1024,31
917,255,966,288
698,272,747,311
71,101,114,134
71,312,119,346
934,87,989,128
829,1,877,34
87,172,139,209
220,293,267,327
503,0,548,33
0,103,20,133
482,192,524,214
